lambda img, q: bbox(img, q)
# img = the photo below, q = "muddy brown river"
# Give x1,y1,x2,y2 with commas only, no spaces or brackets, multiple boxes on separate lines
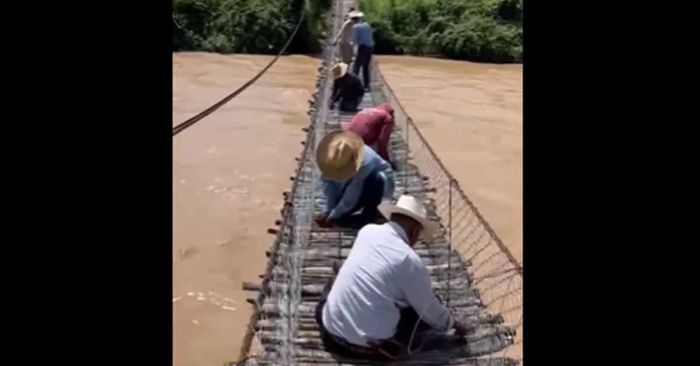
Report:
377,56,522,260
172,53,522,366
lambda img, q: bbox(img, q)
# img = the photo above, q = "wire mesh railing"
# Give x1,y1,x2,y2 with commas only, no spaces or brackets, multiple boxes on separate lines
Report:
372,61,523,362
235,0,343,362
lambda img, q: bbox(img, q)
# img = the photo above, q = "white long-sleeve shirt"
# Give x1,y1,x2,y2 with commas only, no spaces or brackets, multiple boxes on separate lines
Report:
322,222,453,347
333,19,354,45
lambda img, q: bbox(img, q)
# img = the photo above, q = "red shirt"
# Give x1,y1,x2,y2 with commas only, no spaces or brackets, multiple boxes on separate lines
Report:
345,104,395,161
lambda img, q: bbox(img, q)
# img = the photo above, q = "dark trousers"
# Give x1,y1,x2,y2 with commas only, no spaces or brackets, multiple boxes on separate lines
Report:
393,307,433,349
353,45,373,88
339,97,361,112
315,278,436,361
334,169,384,227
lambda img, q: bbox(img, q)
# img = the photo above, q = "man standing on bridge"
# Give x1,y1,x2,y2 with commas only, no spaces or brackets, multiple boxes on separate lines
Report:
333,7,356,64
351,11,374,90
330,62,365,112
344,103,396,168
315,131,394,229
315,195,468,359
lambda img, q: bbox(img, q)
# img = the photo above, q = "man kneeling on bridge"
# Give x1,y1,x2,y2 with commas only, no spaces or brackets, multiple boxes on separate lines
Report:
315,131,394,229
315,195,468,360
329,62,365,112
344,103,396,169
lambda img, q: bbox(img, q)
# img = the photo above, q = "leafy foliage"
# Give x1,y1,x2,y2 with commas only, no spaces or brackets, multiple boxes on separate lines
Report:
358,0,522,62
172,0,331,54
172,0,522,62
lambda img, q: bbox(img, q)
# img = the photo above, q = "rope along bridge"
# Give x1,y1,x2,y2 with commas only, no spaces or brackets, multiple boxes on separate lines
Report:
225,0,522,365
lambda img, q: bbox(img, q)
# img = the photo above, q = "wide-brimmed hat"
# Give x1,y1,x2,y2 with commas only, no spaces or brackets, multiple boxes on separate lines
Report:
379,195,440,240
349,11,364,18
330,62,349,80
316,131,365,182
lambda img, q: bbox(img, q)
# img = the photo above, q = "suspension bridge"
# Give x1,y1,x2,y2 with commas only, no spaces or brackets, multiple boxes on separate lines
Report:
174,0,522,364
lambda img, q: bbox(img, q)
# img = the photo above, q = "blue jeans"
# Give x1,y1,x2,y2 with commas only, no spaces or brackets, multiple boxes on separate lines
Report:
325,167,394,228
354,45,373,88
329,170,386,229
347,169,384,221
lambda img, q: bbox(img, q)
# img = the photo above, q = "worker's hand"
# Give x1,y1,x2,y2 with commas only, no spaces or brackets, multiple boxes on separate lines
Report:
315,213,327,225
315,213,333,228
453,320,467,337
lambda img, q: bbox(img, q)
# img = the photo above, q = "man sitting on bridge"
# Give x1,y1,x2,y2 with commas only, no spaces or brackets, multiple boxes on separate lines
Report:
329,62,365,112
315,131,394,229
315,195,467,360
344,103,396,168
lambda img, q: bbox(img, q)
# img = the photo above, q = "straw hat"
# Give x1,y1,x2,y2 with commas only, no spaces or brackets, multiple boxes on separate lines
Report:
349,10,364,18
331,62,349,80
316,131,365,182
379,195,439,239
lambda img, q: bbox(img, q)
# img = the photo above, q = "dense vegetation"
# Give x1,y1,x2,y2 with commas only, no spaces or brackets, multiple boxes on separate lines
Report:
172,0,522,63
172,0,330,54
358,0,522,62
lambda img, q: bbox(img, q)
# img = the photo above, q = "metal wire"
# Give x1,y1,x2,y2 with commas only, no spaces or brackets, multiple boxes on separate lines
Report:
172,5,307,137
372,57,522,362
